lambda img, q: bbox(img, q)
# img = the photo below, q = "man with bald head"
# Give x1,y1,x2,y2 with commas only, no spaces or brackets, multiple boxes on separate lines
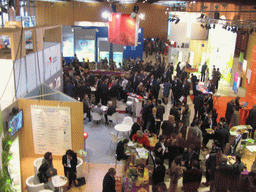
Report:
246,105,256,139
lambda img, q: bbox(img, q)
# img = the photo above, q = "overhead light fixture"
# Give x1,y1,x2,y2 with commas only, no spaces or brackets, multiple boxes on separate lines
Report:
200,24,205,28
249,28,254,34
206,24,211,30
213,24,216,29
199,13,205,19
228,26,231,31
222,25,227,30
175,18,180,24
102,11,110,20
138,13,145,20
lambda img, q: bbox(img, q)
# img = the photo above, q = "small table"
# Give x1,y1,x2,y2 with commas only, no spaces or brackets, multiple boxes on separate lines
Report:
39,190,54,192
101,105,108,113
115,124,132,137
51,175,68,192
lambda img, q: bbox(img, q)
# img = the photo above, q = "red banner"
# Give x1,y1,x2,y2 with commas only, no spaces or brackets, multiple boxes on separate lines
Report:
108,13,137,46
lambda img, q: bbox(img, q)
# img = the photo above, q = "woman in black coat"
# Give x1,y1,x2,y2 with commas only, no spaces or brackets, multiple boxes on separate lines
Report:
62,149,78,189
154,135,168,165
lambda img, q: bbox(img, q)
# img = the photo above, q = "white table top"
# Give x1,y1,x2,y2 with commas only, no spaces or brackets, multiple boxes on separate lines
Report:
115,124,131,132
101,105,108,112
90,87,96,92
39,190,54,192
51,175,68,188
246,145,256,153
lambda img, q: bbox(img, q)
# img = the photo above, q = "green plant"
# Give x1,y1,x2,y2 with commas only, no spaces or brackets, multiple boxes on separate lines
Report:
0,132,13,192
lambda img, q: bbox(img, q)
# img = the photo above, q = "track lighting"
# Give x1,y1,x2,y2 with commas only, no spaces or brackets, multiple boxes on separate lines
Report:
175,18,180,24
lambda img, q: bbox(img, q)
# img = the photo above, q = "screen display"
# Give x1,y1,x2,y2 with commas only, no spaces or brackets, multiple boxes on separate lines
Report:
8,110,23,136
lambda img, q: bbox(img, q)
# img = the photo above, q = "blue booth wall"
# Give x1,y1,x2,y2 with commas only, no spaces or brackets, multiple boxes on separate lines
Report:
63,26,143,64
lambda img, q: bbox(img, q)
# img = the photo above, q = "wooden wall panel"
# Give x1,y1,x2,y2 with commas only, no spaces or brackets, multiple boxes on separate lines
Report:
18,99,84,160
35,2,168,39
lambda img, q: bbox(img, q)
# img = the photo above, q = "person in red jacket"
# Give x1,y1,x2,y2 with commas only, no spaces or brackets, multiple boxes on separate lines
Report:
132,130,150,149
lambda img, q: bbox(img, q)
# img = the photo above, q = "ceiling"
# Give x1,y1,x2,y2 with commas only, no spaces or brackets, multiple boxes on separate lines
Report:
92,0,256,5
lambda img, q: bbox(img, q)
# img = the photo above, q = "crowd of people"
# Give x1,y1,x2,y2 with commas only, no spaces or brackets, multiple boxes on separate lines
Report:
61,52,256,192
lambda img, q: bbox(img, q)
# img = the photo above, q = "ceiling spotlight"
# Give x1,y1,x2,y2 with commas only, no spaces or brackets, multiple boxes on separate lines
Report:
222,25,227,30
175,18,180,24
199,13,205,19
201,24,205,28
138,13,145,20
102,11,110,19
213,24,215,29
249,28,254,34
228,27,231,31
131,2,139,19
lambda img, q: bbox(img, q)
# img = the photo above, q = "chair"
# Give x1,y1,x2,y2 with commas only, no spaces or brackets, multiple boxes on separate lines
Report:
33,157,44,175
76,157,84,178
122,116,133,127
108,112,119,124
110,132,122,148
92,112,102,124
26,175,45,192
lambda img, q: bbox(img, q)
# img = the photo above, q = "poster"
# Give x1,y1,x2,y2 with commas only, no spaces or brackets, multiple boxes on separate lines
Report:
113,52,123,67
242,60,247,77
31,105,72,155
247,69,252,85
233,72,239,93
108,13,138,46
75,40,95,62
238,52,244,72
99,51,109,61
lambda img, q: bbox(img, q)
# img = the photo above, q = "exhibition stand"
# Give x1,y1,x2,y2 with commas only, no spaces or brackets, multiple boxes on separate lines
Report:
3,84,84,191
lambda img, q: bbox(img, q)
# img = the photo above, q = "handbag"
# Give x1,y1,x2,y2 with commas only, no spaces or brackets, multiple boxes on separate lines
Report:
75,177,86,187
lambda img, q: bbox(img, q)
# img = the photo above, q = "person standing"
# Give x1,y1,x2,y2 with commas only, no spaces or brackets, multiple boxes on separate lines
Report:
154,135,168,165
102,168,116,192
215,68,222,90
193,92,204,119
204,68,209,87
225,99,235,125
230,106,240,128
62,149,78,189
105,101,116,125
183,160,202,192
116,139,129,175
201,63,207,82
156,99,165,135
246,105,256,139
83,94,92,121
152,157,167,192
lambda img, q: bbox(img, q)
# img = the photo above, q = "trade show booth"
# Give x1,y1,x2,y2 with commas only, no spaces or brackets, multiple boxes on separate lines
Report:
62,24,144,66
1,84,84,191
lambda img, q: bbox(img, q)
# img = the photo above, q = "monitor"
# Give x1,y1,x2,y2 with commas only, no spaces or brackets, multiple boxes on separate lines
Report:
8,110,23,136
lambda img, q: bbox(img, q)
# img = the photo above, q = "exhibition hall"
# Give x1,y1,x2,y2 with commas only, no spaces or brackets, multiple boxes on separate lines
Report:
0,0,256,192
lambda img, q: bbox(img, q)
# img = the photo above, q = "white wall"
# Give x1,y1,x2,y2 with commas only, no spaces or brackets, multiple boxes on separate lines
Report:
0,59,16,110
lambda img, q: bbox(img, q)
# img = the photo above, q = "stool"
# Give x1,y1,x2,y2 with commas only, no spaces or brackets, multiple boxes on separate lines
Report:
84,132,89,150
126,101,133,116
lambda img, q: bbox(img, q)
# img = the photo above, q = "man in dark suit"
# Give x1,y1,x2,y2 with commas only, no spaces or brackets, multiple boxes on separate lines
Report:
193,92,204,119
152,157,166,192
154,135,168,165
246,105,256,139
207,80,215,94
172,76,182,105
205,93,214,113
181,80,190,105
102,168,116,192
201,63,207,82
220,117,229,131
176,120,187,140
100,80,109,106
214,122,230,152
156,99,165,135
105,101,116,125
183,160,202,192
205,148,223,190
225,99,235,125
161,115,175,138
83,94,92,121
129,120,144,140
170,103,181,122
142,99,152,131
182,144,199,170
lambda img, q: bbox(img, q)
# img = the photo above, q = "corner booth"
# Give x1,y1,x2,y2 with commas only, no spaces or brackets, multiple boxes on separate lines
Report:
3,84,84,192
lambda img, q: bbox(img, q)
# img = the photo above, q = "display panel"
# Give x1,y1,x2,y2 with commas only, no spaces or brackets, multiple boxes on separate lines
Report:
62,36,74,57
75,39,95,62
99,51,109,61
8,110,23,136
31,105,72,155
113,52,123,68
207,24,237,83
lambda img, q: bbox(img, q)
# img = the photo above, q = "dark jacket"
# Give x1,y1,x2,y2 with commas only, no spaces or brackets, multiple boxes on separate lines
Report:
183,168,202,184
215,128,230,149
225,102,234,120
102,173,116,192
37,163,50,183
246,109,256,128
152,165,166,185
106,106,116,116
154,142,166,163
129,123,141,140
62,153,77,173
116,140,129,161
182,150,199,169
156,105,165,121
161,120,174,138
193,95,204,110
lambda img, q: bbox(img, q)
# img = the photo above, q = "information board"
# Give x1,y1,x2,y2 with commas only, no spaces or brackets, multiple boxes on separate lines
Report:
31,105,72,155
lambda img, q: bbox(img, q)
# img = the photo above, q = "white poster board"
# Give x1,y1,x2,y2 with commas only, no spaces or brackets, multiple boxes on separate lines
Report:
31,105,72,155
